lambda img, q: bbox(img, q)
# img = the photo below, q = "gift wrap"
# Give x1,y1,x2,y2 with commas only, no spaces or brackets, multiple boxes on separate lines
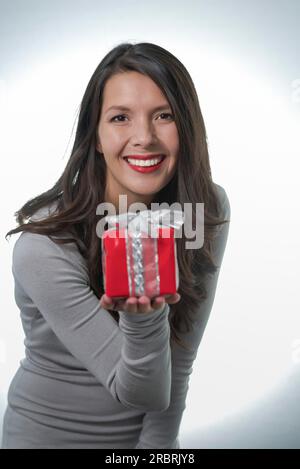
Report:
101,209,184,299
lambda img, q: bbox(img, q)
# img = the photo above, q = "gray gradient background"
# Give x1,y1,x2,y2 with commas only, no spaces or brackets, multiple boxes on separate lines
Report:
0,0,299,448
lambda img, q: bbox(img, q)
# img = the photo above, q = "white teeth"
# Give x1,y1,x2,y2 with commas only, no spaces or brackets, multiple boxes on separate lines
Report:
127,156,164,167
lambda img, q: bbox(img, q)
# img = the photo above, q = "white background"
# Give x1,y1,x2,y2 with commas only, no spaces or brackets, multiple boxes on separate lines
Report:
0,0,299,448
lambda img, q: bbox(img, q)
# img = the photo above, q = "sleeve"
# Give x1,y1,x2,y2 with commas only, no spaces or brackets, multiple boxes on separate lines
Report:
134,185,231,448
11,231,172,413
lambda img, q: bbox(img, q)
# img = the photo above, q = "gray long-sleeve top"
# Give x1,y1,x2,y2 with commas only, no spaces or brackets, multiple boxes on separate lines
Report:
1,183,230,449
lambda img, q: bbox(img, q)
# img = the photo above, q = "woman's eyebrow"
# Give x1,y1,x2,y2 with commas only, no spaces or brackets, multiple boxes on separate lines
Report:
105,104,172,114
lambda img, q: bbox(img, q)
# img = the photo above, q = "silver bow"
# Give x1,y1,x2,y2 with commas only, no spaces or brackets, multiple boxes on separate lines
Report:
105,209,185,236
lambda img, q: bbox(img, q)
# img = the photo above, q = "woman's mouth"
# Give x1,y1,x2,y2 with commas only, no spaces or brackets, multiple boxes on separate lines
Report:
123,155,166,173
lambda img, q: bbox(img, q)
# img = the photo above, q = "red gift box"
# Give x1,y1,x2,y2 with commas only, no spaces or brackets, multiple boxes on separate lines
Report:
101,225,179,299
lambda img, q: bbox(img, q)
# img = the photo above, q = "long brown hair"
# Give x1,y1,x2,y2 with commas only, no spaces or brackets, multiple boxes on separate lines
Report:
5,42,229,351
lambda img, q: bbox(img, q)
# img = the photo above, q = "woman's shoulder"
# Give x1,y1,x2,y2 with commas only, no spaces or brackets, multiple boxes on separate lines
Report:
14,201,66,253
212,181,231,220
13,203,87,276
12,230,89,286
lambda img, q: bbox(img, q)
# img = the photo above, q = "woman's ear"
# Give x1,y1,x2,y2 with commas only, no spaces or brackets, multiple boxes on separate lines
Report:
96,138,103,154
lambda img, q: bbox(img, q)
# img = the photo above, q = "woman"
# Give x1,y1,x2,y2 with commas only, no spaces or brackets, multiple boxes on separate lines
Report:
2,42,230,449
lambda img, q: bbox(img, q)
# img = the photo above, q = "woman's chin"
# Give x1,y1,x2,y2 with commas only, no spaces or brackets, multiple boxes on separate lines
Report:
121,185,161,207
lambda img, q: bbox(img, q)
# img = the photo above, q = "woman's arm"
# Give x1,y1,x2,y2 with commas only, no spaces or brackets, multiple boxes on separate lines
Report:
12,231,172,412
134,184,231,448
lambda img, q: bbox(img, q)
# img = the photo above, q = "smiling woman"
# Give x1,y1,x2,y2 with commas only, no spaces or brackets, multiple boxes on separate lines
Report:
2,42,230,449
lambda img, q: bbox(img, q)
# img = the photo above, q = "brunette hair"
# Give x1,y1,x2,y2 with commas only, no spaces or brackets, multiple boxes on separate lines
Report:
5,42,229,351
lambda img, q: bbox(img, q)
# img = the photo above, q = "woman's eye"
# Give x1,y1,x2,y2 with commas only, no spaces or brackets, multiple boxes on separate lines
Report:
110,113,174,122
110,114,127,122
159,113,173,120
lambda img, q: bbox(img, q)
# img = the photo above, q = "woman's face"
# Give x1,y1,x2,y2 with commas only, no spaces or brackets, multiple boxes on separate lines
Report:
96,71,179,210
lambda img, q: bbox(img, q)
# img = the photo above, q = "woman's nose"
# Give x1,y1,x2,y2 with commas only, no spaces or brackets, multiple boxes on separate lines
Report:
130,120,157,146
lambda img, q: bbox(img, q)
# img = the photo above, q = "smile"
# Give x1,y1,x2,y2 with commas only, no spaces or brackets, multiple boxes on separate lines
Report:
123,155,166,173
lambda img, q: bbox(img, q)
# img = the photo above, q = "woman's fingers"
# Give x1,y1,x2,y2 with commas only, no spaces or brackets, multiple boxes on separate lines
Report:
164,293,181,304
100,293,181,314
125,297,138,314
100,294,126,311
151,296,166,310
100,294,114,309
138,296,156,314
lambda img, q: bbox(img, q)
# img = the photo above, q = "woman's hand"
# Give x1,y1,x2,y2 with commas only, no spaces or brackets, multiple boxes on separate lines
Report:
100,293,181,315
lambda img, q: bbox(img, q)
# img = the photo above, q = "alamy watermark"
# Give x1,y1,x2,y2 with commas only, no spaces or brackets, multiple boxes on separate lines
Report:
95,195,204,249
